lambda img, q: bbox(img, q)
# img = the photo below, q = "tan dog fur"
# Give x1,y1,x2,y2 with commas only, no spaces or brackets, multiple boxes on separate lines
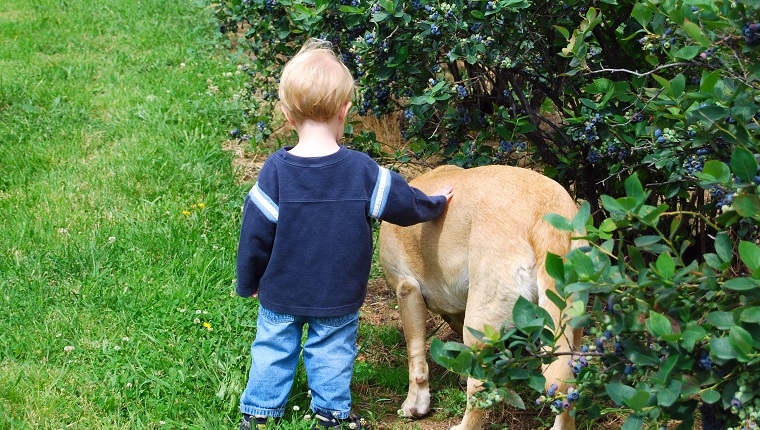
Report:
378,165,582,430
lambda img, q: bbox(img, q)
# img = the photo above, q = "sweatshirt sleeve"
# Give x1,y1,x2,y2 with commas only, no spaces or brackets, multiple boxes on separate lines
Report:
235,181,277,297
370,166,447,227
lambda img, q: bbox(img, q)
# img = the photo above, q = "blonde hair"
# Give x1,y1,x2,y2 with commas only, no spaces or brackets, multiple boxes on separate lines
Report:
278,39,356,123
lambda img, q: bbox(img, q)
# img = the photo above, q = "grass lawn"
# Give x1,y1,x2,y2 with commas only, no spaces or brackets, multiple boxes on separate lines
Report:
0,0,261,427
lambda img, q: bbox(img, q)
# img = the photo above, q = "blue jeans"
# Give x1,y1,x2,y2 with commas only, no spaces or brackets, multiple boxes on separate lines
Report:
240,305,359,419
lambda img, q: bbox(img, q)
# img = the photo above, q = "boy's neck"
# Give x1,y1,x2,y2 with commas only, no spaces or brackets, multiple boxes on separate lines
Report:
288,139,341,157
288,119,343,157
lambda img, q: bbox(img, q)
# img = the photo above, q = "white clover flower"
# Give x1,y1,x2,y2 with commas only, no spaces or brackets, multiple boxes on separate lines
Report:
194,318,201,324
58,228,69,236
180,63,186,68
64,345,74,352
292,405,300,411
56,333,62,338
126,382,133,388
108,236,116,243
348,423,356,429
304,415,311,421
123,337,130,342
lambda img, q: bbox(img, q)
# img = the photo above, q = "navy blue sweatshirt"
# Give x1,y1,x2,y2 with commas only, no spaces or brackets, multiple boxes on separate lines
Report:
236,146,447,317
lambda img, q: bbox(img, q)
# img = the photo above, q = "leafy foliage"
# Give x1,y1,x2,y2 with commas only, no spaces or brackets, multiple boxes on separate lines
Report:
214,0,760,428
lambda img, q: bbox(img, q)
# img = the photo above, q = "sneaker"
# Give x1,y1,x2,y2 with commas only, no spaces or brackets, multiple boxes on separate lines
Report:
311,411,367,430
240,414,268,430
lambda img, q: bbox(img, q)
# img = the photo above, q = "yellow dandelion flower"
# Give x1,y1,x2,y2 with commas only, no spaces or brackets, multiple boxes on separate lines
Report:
198,203,205,208
182,210,191,216
203,322,211,329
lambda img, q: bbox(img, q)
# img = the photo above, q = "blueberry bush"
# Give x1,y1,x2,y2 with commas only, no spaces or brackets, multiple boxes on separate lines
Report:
214,0,759,428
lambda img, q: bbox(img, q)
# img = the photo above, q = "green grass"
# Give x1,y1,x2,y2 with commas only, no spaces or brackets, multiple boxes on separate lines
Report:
0,0,254,428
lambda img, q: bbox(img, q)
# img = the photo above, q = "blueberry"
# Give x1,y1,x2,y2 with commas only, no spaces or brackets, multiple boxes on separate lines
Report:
547,383,558,396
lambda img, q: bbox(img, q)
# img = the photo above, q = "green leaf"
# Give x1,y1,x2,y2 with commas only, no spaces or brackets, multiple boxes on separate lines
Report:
715,232,732,263
625,390,651,411
710,337,739,361
697,160,731,185
657,379,682,407
739,307,760,324
682,19,711,47
572,202,590,234
553,25,569,39
739,241,760,272
387,45,408,67
729,326,753,357
501,388,526,410
700,387,721,404
545,289,567,313
653,74,671,93
622,342,661,366
370,10,389,22
674,45,701,60
543,213,573,231
655,253,675,280
647,311,673,337
601,195,624,212
700,70,720,94
624,173,645,201
528,374,546,393
513,296,538,331
705,253,729,271
671,74,686,99
723,277,760,291
545,253,565,283
706,311,734,330
733,194,760,219
599,218,617,232
690,105,730,128
681,324,707,352
635,235,662,247
579,98,598,109
622,414,647,430
605,383,637,407
584,78,614,94
631,3,652,29
569,251,596,281
731,147,759,183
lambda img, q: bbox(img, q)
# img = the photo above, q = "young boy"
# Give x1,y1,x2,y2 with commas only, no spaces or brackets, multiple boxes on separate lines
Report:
236,39,454,430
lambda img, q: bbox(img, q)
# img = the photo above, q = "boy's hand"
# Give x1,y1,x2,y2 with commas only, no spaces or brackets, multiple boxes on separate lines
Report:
433,185,454,203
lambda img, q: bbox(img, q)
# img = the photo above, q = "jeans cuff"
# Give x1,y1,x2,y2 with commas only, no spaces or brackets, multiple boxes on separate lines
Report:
311,404,351,420
240,405,285,418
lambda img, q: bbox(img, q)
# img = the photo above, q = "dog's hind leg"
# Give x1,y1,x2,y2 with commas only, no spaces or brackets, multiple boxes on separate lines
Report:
396,277,432,418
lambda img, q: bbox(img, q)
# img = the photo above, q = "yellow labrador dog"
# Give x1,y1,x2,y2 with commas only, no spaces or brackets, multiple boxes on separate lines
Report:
378,165,581,430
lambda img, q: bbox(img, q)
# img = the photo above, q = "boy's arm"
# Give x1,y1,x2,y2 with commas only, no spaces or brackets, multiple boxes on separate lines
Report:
236,184,277,298
373,169,453,226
